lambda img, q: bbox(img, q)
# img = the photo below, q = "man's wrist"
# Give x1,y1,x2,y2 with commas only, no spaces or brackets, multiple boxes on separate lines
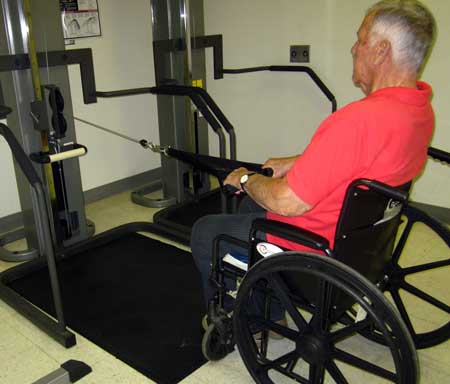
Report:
240,172,256,191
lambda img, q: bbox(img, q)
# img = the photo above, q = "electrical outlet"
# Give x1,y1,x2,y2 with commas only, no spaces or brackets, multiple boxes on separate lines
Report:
290,45,310,63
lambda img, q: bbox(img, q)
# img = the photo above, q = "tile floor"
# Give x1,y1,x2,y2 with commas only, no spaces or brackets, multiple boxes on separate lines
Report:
0,189,449,383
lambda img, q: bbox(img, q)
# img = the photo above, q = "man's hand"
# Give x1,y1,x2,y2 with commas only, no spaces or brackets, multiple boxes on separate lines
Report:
225,165,312,216
224,167,250,192
263,155,299,178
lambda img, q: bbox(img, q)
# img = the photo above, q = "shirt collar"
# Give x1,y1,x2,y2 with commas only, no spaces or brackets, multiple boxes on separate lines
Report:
367,81,432,106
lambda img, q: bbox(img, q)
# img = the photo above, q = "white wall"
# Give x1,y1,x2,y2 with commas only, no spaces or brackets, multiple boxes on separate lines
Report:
67,0,159,191
414,0,450,207
204,0,333,161
204,0,450,207
0,123,20,218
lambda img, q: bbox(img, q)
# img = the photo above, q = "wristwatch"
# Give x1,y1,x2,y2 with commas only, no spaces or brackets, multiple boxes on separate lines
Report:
240,172,256,190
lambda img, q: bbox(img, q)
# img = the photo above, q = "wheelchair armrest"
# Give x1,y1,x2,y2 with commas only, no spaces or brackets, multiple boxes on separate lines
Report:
352,179,409,202
250,218,330,252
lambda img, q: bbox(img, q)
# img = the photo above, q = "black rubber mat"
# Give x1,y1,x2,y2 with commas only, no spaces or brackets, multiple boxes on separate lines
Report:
154,189,246,245
156,190,225,228
9,232,206,384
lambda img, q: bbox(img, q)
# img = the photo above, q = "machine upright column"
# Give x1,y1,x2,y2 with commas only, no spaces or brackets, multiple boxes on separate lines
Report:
151,0,210,205
0,0,90,258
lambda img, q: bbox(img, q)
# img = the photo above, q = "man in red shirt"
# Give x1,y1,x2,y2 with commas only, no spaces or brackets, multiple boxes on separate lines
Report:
264,80,433,251
191,0,436,312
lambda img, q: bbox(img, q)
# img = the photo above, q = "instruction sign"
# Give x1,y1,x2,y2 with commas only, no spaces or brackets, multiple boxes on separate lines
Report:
60,0,101,39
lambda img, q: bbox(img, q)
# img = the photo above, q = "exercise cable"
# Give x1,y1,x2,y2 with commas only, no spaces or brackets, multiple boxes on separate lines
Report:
71,115,273,192
72,116,169,155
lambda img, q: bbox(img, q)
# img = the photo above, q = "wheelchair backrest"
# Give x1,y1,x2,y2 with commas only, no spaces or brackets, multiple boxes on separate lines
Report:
248,179,410,321
333,179,411,284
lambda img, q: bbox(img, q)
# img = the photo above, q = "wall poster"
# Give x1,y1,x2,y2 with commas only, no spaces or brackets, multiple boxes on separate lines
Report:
60,0,101,39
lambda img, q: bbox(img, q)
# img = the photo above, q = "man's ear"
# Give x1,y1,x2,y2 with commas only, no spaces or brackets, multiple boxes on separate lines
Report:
374,39,391,65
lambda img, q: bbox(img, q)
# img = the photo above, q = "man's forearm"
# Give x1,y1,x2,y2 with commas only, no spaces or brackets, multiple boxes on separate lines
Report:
263,155,300,178
244,174,311,217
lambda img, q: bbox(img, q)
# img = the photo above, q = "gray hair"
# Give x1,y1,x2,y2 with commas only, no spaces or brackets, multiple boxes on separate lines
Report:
366,0,436,73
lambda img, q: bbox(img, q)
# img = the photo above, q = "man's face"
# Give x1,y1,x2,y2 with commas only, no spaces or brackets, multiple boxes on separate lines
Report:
351,15,377,95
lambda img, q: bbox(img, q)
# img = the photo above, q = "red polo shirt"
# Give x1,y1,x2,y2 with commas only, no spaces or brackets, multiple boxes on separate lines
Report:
266,81,434,251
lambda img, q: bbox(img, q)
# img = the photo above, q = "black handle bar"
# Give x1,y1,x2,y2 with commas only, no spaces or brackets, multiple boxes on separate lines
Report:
167,146,271,180
165,147,274,196
222,65,337,113
428,146,450,165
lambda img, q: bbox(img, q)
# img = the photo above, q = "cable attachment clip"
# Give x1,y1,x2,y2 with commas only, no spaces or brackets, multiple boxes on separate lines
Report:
139,139,170,156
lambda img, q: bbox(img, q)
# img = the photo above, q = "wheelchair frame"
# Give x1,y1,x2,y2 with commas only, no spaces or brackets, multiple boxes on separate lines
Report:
202,171,450,384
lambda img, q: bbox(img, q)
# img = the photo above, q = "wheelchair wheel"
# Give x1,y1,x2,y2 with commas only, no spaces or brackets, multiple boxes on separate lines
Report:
233,252,418,384
383,205,450,349
202,319,234,361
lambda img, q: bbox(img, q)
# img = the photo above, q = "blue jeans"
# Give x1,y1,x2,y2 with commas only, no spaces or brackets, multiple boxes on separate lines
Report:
190,197,265,304
190,197,284,321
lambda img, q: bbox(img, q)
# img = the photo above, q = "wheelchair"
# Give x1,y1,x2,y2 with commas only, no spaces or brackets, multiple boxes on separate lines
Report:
201,173,450,383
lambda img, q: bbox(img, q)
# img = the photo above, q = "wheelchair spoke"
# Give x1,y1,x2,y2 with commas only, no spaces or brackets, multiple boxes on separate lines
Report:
401,258,450,275
286,356,300,372
333,348,397,382
400,281,450,313
391,221,413,265
326,361,350,384
309,363,326,384
269,272,309,330
247,315,299,340
266,318,299,340
259,350,309,384
389,288,416,335
264,350,301,370
270,365,309,384
311,279,333,332
330,318,374,343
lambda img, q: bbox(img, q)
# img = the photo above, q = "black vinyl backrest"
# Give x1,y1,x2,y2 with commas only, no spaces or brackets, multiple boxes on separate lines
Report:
249,179,410,320
333,180,411,284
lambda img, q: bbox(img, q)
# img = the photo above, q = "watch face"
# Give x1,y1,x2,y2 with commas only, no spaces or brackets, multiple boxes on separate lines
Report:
240,174,249,184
